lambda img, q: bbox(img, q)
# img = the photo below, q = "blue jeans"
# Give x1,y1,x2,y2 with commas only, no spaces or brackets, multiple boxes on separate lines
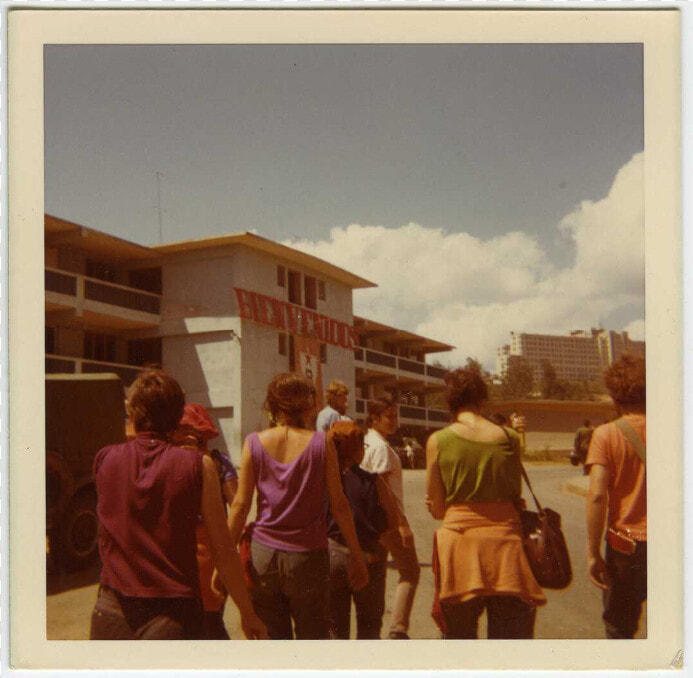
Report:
603,542,647,638
329,539,387,639
248,539,330,639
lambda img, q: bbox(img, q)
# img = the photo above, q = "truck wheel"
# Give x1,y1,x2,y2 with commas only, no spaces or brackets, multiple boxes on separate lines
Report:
60,490,99,572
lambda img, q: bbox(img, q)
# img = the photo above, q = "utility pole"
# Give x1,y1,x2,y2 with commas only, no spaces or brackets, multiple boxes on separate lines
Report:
155,170,165,243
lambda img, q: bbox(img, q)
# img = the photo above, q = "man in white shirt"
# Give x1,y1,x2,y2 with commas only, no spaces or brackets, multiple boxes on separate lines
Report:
361,396,419,639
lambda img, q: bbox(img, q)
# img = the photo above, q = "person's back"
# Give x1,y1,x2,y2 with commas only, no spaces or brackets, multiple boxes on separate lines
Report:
435,421,522,505
95,434,202,598
249,427,327,551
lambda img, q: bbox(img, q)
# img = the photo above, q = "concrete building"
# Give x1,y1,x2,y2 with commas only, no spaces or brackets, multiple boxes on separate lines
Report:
495,328,646,383
44,215,451,462
352,316,454,440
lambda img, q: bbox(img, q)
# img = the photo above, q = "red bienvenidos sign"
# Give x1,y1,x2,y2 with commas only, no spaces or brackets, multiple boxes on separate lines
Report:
234,287,359,350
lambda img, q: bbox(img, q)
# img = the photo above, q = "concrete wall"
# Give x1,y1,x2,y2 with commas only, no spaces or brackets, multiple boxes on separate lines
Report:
159,244,359,464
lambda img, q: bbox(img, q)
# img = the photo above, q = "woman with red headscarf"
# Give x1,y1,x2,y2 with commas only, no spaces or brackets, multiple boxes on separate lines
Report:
172,403,239,639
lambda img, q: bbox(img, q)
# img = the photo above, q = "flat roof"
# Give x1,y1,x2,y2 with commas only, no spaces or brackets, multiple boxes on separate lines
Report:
45,215,159,262
354,315,454,354
152,232,376,290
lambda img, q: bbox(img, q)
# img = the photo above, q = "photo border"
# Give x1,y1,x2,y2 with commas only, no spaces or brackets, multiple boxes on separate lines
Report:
6,5,682,672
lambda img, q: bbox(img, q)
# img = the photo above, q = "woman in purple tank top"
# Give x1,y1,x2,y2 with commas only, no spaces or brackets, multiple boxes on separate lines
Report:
227,372,369,639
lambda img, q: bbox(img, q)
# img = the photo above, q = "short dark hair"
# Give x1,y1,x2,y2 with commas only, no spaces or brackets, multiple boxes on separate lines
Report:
604,354,646,407
127,368,185,435
329,420,364,467
366,395,396,428
264,372,316,427
444,365,488,414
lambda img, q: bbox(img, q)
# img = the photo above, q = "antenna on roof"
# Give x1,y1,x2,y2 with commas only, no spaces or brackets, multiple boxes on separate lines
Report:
155,171,165,243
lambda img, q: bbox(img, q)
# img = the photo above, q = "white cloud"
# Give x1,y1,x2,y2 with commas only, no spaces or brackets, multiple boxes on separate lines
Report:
285,153,645,371
623,318,645,341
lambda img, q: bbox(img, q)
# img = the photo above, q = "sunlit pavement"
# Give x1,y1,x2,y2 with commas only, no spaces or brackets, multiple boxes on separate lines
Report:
47,463,645,640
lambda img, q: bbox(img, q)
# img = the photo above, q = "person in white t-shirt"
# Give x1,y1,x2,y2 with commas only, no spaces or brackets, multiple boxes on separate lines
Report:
316,380,351,432
361,396,420,639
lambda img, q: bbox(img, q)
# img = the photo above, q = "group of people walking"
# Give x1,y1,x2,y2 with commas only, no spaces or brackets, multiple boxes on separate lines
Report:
89,353,646,641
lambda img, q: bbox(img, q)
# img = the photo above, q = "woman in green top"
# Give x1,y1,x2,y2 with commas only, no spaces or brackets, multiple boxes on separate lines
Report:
426,365,545,639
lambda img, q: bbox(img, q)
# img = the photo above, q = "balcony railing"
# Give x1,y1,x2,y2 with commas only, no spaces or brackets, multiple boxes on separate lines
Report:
45,267,161,317
84,278,161,314
45,269,77,296
354,346,446,383
45,354,143,386
426,364,447,379
353,398,449,427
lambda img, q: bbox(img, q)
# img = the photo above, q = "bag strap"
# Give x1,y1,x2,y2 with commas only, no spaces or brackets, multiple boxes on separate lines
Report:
501,426,543,513
614,417,646,465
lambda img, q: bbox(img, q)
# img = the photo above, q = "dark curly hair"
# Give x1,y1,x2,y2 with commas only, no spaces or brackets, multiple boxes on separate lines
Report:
127,368,186,435
366,394,397,428
604,354,646,407
444,365,488,415
264,372,317,427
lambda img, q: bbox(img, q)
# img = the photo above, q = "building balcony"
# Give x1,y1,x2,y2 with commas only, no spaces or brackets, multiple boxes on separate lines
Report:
45,354,143,387
45,267,161,329
354,346,447,387
353,398,449,428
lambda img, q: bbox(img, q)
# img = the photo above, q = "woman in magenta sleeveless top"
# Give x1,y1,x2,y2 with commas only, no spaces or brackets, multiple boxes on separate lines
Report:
228,372,369,639
89,368,267,641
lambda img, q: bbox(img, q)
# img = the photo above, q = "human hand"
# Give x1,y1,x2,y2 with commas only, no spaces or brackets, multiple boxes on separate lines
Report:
241,609,269,640
347,554,369,591
510,413,526,433
587,555,610,590
398,523,414,549
211,569,227,598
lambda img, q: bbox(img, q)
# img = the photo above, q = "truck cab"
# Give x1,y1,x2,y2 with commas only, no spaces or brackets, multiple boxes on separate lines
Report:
46,373,126,570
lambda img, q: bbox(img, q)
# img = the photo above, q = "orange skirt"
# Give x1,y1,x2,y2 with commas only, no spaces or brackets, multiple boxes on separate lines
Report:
435,501,546,607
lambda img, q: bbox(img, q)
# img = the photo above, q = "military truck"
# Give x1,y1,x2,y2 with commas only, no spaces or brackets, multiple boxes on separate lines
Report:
46,373,127,571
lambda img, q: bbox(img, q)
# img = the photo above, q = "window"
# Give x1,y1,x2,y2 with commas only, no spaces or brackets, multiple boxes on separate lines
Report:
278,333,287,356
277,265,286,288
288,270,302,305
289,335,296,371
46,326,56,354
86,258,117,283
84,332,117,363
129,267,162,294
320,343,327,364
318,280,326,301
127,337,162,367
304,276,317,310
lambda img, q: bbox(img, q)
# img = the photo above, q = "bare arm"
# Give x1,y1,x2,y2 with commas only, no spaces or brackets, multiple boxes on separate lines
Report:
586,463,610,590
227,441,255,547
200,454,267,639
325,433,369,590
222,477,239,506
425,434,446,520
375,475,402,532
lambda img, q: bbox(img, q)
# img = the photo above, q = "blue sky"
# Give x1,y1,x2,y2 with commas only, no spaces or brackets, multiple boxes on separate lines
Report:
44,44,644,369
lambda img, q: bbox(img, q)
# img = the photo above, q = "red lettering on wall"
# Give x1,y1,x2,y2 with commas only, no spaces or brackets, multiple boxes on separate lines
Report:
258,295,274,326
348,327,360,350
285,303,300,333
270,298,287,329
233,288,357,351
235,288,255,320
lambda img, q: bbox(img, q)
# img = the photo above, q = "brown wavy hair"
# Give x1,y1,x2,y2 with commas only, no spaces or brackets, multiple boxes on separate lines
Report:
604,354,646,407
444,365,488,415
264,372,317,426
329,420,364,467
127,368,186,435
366,394,396,428
325,379,349,408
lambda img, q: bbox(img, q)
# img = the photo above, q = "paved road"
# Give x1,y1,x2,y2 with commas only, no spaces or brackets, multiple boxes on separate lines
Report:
46,463,645,640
